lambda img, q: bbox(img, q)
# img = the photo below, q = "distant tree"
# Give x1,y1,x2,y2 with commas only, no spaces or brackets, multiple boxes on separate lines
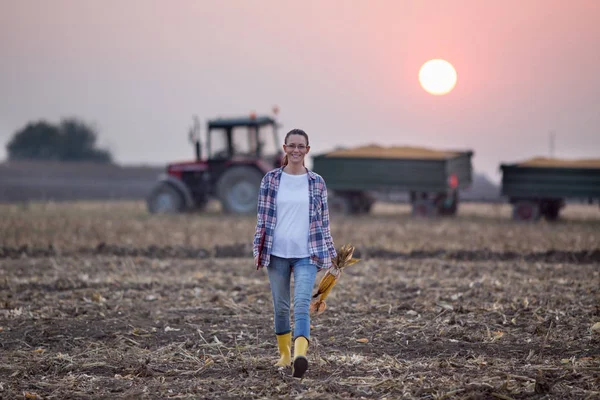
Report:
57,119,112,162
5,121,62,160
6,118,113,163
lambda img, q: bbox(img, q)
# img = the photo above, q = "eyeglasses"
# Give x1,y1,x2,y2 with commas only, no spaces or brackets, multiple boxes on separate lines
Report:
285,144,308,151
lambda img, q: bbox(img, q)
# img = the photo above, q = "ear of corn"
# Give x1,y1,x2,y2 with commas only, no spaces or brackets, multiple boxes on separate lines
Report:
310,244,360,314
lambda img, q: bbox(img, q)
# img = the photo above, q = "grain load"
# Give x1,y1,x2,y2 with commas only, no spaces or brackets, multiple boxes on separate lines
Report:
324,145,461,159
518,157,600,168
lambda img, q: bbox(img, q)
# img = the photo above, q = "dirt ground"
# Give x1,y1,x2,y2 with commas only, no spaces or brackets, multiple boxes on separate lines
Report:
0,202,599,399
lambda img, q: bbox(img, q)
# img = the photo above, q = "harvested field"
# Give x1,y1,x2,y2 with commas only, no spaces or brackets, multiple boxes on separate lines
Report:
1,201,599,399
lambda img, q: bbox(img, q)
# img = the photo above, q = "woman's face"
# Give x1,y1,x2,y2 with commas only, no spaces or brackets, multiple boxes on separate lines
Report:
283,134,310,165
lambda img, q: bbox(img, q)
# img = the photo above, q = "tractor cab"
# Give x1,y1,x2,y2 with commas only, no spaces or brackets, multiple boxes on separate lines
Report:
147,113,283,214
194,115,282,167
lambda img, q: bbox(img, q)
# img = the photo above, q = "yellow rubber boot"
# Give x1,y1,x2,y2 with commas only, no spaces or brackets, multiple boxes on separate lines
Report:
275,332,292,367
292,336,309,378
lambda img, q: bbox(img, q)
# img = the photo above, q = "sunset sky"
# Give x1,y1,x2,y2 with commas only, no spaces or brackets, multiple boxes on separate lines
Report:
1,0,598,182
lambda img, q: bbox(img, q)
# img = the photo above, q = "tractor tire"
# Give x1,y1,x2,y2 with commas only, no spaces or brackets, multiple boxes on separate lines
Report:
147,183,185,214
217,167,263,214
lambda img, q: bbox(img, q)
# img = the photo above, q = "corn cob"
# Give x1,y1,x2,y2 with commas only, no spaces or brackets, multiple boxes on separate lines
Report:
310,244,360,314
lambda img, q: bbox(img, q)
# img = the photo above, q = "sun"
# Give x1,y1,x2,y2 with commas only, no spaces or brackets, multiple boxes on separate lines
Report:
418,59,457,95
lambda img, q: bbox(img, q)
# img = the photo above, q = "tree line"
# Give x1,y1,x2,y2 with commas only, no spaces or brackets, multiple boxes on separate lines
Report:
6,118,113,163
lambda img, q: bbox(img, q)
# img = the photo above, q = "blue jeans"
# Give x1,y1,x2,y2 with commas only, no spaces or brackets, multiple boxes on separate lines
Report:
267,255,317,340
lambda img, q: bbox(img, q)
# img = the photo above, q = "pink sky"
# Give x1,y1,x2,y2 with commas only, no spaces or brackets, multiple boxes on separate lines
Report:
1,0,598,182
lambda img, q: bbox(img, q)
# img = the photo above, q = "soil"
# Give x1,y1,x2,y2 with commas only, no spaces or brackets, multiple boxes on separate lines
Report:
1,202,599,399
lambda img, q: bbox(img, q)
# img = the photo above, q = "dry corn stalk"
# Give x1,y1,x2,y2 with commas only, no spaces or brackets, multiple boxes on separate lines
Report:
310,244,360,314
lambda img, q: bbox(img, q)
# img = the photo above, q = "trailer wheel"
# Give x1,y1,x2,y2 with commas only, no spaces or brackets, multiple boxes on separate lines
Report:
147,183,185,214
412,199,437,218
356,193,375,214
360,201,373,214
512,200,540,221
329,195,352,215
437,192,459,216
217,167,263,214
541,199,562,221
544,207,560,221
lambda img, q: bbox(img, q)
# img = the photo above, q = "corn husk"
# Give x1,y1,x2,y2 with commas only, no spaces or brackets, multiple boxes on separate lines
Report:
310,244,360,314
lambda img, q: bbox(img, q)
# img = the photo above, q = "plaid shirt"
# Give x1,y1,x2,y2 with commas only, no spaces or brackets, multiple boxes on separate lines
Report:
253,167,337,270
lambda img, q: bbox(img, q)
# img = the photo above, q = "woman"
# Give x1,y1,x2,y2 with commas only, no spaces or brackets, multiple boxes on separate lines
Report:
253,128,337,378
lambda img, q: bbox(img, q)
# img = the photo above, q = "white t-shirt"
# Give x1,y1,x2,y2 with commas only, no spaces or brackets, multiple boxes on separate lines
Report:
271,172,310,258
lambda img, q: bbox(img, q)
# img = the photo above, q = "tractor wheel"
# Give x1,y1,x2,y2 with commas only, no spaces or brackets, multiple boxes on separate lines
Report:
512,200,541,221
147,183,185,214
217,167,263,214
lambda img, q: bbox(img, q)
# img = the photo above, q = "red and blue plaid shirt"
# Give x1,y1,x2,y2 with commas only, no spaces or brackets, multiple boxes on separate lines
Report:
253,167,337,270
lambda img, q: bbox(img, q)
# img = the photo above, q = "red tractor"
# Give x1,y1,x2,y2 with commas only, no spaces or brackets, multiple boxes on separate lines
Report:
147,114,282,214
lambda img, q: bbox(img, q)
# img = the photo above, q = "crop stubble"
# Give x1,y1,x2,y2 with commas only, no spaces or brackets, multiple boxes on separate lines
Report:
0,201,599,399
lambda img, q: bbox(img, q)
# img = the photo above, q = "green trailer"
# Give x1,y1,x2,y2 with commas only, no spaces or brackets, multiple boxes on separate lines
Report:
500,157,600,221
312,145,474,216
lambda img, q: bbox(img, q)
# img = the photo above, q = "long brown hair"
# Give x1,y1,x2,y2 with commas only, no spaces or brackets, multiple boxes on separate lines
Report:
282,129,309,167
